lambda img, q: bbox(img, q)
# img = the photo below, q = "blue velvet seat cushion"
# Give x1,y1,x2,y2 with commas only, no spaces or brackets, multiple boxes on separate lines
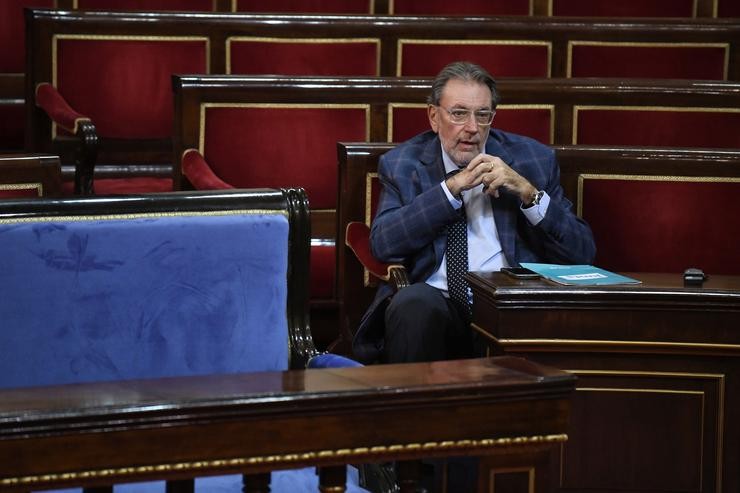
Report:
0,212,290,388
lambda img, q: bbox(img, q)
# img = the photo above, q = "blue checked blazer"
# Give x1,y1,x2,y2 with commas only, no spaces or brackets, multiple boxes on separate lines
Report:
352,129,596,363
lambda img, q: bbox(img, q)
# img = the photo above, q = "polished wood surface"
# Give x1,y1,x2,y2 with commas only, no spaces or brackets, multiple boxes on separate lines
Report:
467,272,740,493
0,356,575,492
0,153,62,196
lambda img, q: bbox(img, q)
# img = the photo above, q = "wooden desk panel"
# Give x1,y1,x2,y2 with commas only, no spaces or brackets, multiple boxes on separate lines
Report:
0,357,574,493
467,272,740,493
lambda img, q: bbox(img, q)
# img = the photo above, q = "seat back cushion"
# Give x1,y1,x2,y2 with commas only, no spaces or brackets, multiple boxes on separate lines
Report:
56,37,208,138
581,176,740,275
0,211,289,388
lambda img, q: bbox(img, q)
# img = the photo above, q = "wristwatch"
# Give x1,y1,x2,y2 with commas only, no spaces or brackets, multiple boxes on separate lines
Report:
525,190,544,208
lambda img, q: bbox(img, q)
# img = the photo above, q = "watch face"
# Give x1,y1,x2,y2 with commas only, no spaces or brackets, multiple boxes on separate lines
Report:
533,190,544,205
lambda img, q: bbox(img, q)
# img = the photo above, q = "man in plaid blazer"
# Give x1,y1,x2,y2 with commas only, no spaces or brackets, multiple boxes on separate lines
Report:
353,61,596,364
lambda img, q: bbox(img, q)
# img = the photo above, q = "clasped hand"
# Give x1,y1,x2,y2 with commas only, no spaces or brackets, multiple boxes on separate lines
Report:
446,153,537,203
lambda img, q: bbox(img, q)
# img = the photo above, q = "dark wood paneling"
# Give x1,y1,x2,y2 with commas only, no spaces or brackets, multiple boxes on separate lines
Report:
468,272,740,493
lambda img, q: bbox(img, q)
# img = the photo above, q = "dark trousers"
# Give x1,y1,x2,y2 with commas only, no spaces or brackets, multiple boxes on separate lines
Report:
383,282,474,364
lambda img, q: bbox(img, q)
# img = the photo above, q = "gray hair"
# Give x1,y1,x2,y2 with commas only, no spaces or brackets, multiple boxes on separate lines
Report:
427,61,501,109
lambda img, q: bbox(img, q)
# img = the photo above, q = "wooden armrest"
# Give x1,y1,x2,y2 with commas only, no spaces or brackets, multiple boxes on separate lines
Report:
181,148,234,190
345,221,409,290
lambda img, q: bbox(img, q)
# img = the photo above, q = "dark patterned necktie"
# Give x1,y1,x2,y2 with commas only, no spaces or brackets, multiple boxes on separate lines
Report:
445,171,471,317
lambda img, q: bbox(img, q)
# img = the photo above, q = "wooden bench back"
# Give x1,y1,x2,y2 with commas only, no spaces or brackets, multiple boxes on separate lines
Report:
25,9,740,160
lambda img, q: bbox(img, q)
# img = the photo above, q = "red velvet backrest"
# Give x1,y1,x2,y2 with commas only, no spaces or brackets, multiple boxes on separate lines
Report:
390,0,530,15
580,176,740,275
552,0,695,17
0,104,24,150
201,105,368,209
398,41,551,77
574,108,740,147
75,0,214,9
228,39,379,76
55,37,208,139
234,0,373,12
389,105,553,145
718,0,740,16
0,0,54,72
568,43,728,79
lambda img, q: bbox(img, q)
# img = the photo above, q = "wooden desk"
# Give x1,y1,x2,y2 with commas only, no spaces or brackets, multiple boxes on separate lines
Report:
0,357,574,493
468,272,740,493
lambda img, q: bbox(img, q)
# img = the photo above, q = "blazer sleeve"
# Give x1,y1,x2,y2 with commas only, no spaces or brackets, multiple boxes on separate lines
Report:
370,153,458,263
529,151,596,265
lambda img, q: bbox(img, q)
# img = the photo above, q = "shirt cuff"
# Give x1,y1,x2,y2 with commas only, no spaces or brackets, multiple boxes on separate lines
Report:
441,181,463,210
521,191,550,225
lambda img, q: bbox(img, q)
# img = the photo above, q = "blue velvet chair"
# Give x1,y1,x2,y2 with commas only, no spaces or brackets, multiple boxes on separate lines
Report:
0,188,367,492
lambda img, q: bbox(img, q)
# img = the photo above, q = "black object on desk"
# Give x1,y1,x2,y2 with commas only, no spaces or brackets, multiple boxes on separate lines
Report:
683,267,707,286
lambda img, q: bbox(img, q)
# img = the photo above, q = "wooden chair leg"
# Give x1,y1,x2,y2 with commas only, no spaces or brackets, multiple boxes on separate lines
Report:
242,472,271,493
319,465,347,492
166,479,195,493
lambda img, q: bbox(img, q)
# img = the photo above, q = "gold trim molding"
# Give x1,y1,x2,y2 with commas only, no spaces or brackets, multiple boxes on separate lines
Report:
0,183,43,196
0,434,568,488
469,329,740,354
0,209,288,225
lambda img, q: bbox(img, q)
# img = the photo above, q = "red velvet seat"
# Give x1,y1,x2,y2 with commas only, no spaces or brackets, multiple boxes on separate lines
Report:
75,0,215,9
552,0,695,17
234,0,373,13
0,1,54,74
390,0,529,15
574,107,740,147
228,38,379,76
569,42,728,79
180,104,369,303
398,41,551,77
0,104,24,152
718,0,740,16
580,176,740,275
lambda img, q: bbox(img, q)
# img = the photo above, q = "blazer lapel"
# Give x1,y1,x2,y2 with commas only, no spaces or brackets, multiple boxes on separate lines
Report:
419,136,448,269
486,136,519,265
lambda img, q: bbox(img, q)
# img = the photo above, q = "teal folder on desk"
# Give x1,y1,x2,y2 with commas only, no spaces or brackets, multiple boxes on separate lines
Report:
520,263,642,286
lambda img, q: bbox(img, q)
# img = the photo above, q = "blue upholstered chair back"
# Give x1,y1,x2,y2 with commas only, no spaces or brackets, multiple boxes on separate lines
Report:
0,189,299,388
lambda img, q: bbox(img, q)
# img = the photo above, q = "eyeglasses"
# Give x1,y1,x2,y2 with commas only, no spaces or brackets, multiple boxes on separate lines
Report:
439,106,495,126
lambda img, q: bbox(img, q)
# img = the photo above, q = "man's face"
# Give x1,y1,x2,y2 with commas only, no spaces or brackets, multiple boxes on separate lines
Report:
428,78,493,167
